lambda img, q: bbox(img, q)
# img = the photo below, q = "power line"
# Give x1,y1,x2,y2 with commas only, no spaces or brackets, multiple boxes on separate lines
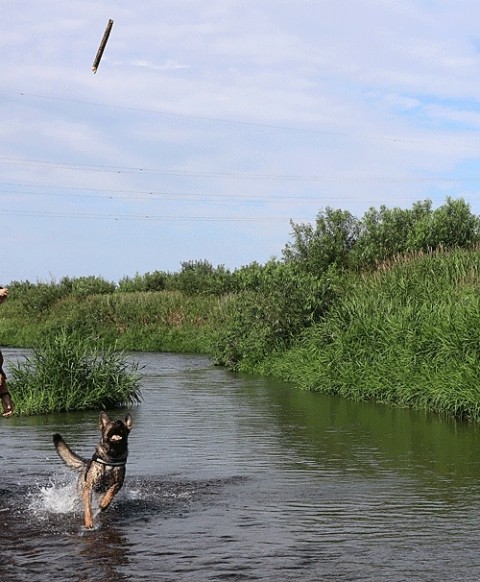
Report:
3,88,478,150
0,183,326,202
1,155,478,184
0,155,344,180
0,88,402,140
0,155,396,181
0,208,311,222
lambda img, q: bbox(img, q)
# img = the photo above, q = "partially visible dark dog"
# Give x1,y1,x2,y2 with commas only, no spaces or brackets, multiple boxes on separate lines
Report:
53,411,133,529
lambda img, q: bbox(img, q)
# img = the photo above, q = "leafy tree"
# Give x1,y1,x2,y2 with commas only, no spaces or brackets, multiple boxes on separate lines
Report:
283,207,359,273
352,201,433,267
285,198,480,273
427,197,480,249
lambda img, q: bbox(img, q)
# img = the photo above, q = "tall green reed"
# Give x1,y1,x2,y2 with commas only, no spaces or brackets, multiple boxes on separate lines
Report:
8,329,142,415
264,249,480,420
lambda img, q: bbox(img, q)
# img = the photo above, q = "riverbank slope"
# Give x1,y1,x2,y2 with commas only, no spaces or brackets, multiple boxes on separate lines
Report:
260,249,480,420
2,248,480,419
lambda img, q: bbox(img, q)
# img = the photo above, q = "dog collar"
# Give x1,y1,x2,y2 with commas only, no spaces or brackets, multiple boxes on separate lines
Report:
91,453,127,467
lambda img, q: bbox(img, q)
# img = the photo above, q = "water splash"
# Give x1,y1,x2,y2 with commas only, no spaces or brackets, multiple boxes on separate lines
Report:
27,476,80,516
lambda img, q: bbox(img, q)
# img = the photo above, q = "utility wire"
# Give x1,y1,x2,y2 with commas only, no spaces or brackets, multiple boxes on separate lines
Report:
0,208,310,222
0,156,477,184
2,88,479,150
0,187,324,203
0,88,417,141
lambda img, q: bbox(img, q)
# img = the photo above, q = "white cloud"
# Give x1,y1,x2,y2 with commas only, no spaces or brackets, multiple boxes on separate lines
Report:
1,0,480,281
125,59,191,71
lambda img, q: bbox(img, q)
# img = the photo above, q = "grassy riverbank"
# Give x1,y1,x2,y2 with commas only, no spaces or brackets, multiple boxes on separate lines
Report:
4,248,480,419
4,198,480,420
260,249,480,420
0,290,225,353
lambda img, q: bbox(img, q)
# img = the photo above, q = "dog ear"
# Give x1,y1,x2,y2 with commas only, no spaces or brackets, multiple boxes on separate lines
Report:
124,413,133,431
99,411,110,429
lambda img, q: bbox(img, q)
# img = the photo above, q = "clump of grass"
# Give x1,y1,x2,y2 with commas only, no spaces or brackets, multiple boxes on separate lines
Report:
8,330,142,415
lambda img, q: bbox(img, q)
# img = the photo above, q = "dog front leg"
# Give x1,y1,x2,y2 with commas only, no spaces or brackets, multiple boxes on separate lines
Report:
83,485,95,529
99,483,121,511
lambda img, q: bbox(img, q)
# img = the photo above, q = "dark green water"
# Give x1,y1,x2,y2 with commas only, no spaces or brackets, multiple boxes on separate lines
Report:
1,348,480,581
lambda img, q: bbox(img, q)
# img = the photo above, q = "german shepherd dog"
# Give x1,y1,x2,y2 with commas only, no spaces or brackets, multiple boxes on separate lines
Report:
53,411,133,529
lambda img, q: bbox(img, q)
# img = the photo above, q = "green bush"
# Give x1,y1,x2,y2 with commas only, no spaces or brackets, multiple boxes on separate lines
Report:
66,275,116,297
118,271,169,292
284,197,480,273
8,330,142,415
170,260,234,295
8,280,67,316
212,261,343,370
283,207,358,272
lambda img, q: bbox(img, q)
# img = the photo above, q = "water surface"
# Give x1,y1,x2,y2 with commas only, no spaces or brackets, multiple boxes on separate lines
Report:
1,348,480,581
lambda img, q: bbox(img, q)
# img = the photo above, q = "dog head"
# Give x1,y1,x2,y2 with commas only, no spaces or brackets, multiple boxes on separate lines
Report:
99,411,132,453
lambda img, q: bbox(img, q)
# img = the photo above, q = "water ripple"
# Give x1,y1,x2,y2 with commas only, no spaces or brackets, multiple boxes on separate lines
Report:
1,350,480,581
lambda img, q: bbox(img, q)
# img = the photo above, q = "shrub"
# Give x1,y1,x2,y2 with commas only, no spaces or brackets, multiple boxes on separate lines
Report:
284,198,480,274
8,280,67,316
117,271,169,292
8,330,142,415
212,261,343,370
67,276,116,297
283,207,358,272
170,260,234,295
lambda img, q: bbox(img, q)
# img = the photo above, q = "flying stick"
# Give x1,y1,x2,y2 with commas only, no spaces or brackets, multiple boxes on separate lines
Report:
92,18,114,74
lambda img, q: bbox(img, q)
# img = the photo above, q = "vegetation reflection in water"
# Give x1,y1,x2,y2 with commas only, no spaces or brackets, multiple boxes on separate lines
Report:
250,373,480,496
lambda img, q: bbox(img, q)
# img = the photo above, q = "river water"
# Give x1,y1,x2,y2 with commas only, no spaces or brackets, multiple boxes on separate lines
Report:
1,348,480,581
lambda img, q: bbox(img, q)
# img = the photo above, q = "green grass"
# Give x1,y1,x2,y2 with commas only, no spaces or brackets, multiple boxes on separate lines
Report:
8,330,142,416
262,249,480,421
4,248,480,420
0,290,225,354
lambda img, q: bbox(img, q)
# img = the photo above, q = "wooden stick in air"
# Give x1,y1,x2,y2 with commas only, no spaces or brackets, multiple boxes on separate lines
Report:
92,19,114,74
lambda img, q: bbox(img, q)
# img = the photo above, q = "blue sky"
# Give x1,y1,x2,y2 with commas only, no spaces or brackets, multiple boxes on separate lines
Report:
2,0,480,283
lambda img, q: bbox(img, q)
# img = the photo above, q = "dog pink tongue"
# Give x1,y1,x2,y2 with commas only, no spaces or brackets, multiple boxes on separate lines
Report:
110,434,122,441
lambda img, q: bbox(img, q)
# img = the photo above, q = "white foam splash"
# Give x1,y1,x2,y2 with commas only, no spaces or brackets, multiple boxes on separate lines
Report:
126,488,143,501
27,477,80,516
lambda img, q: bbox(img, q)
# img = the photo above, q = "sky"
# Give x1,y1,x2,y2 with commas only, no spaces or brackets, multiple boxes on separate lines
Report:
2,0,480,284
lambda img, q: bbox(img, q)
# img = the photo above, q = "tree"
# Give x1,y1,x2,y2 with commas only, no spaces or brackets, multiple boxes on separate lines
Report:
283,207,359,273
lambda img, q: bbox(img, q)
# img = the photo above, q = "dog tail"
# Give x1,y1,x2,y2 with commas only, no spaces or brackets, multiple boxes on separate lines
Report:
53,433,87,471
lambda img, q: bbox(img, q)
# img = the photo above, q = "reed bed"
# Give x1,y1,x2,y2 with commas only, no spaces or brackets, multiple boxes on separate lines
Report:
264,249,480,420
0,291,224,353
8,330,142,415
